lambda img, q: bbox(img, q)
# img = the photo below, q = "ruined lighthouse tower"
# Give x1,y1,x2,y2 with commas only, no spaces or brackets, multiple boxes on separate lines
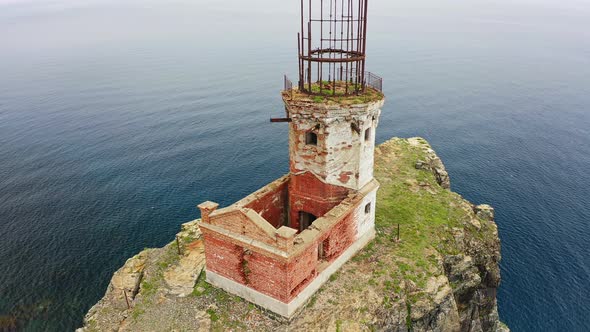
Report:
198,0,384,318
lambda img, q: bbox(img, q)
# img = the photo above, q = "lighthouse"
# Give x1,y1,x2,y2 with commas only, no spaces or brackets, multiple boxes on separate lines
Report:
198,0,385,318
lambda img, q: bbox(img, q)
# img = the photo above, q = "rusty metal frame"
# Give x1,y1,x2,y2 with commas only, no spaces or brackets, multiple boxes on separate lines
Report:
298,0,370,96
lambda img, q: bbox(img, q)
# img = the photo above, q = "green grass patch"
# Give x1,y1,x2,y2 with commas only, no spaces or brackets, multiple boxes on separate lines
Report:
206,308,219,322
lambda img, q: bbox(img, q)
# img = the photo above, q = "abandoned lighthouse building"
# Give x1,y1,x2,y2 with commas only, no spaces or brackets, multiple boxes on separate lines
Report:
198,0,385,318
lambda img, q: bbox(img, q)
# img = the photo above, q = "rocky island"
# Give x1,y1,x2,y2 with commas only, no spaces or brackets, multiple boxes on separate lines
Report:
79,137,509,331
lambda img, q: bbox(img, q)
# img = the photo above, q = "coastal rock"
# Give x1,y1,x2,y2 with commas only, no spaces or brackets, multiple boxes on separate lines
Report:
163,240,205,297
409,137,451,189
474,204,495,222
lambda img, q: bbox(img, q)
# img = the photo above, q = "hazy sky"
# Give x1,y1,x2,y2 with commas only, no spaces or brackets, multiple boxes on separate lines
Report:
1,0,589,62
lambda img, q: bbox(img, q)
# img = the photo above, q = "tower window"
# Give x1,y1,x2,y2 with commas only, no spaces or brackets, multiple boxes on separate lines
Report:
305,132,318,146
364,203,371,214
364,128,371,142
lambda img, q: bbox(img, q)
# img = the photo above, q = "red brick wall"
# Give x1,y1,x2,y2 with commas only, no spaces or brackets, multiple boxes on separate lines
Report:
209,210,244,232
283,204,359,302
202,229,246,284
244,181,288,229
208,211,278,247
290,171,349,200
246,251,289,301
286,245,318,298
288,172,349,231
323,212,357,260
202,228,291,302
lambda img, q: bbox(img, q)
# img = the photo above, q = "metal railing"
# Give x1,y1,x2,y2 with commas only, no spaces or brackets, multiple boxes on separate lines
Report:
283,72,381,98
364,71,383,92
284,75,293,100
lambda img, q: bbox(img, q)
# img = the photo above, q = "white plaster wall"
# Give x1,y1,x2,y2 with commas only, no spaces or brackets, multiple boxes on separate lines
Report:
358,108,381,189
355,187,378,240
287,100,384,191
324,116,360,188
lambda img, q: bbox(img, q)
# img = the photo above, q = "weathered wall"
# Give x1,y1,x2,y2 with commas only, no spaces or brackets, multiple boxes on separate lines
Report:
357,111,380,189
286,100,384,190
284,188,378,302
201,181,377,304
355,187,377,239
288,172,349,231
244,180,288,228
201,228,291,302
208,210,277,247
244,250,290,301
202,229,246,285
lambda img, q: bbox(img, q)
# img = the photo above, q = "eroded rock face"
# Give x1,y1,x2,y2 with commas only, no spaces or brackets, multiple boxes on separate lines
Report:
78,221,205,332
78,251,149,331
163,240,205,297
410,138,451,190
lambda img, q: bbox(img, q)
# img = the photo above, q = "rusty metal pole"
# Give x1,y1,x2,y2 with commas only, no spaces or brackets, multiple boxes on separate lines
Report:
297,33,302,90
319,0,324,94
300,0,305,90
361,0,369,91
123,289,130,309
308,21,312,93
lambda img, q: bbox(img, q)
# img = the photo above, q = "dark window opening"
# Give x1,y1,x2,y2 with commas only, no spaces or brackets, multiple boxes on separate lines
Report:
298,211,317,232
364,203,371,214
305,132,318,146
364,128,371,142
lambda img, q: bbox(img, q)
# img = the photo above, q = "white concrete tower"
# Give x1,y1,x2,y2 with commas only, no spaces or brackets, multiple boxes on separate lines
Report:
284,97,385,190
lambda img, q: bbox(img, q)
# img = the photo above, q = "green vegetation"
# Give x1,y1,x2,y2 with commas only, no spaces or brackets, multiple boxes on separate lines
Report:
287,80,384,105
329,271,340,282
344,137,498,323
312,95,325,103
131,305,145,320
130,244,182,322
206,308,220,322
241,257,251,284
190,265,263,330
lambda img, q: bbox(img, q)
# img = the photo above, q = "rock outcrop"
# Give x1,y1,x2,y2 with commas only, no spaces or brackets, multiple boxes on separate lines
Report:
79,137,508,332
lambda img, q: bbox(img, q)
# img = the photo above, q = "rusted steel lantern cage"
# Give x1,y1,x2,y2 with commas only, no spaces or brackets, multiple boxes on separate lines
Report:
297,0,380,96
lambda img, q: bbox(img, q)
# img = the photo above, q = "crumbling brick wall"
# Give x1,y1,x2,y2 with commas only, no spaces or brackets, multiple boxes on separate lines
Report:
244,180,289,229
202,228,291,301
288,172,349,231
284,202,359,302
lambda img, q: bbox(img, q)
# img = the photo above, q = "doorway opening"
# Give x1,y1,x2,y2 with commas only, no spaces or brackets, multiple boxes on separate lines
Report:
298,211,317,232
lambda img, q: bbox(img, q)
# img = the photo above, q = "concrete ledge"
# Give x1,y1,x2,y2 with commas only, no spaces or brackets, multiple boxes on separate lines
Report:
206,226,376,319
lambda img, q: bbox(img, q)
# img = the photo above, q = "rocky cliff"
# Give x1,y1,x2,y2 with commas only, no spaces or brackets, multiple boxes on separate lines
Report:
79,137,509,332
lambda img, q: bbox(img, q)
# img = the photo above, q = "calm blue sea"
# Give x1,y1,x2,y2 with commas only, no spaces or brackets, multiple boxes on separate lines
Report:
1,0,589,330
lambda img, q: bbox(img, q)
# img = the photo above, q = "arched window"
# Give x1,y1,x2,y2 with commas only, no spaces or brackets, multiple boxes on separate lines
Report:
305,132,318,146
364,128,371,142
